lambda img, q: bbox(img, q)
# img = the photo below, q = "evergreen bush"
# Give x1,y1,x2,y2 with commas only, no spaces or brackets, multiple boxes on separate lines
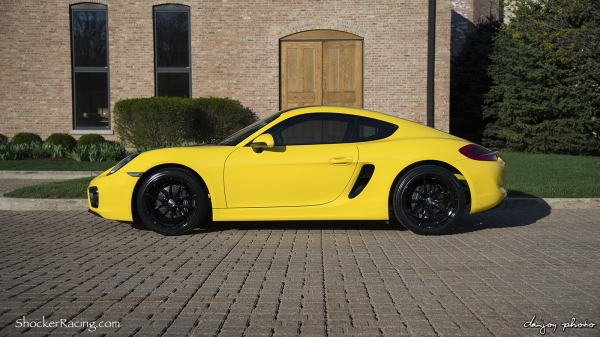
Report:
46,133,77,150
0,134,7,143
483,0,600,155
77,134,106,147
12,132,42,145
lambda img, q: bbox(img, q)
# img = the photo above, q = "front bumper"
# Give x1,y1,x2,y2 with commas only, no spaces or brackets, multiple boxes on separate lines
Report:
87,171,140,221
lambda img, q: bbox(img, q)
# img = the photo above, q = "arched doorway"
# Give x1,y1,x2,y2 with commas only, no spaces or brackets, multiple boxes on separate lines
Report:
280,30,363,109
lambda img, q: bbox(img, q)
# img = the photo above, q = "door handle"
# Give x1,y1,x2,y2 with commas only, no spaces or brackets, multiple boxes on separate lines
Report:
329,156,353,165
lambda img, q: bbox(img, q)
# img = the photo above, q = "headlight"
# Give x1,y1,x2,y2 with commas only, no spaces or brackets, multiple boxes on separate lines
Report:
107,153,140,176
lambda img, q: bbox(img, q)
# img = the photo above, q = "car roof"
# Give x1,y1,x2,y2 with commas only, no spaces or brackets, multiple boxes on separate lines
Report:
279,105,402,123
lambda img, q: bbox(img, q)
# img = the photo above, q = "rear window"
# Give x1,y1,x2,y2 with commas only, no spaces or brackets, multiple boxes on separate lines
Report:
351,116,398,142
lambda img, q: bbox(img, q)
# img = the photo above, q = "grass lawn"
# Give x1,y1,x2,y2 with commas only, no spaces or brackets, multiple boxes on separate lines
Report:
4,177,94,199
0,159,117,171
2,152,599,199
501,151,600,198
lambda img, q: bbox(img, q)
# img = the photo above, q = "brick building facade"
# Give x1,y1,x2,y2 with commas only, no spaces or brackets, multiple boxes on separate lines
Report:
1,0,459,141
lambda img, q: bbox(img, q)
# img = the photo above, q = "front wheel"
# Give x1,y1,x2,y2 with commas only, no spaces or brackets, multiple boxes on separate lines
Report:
393,165,466,235
137,168,208,235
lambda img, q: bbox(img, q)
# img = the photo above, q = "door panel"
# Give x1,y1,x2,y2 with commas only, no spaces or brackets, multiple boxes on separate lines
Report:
281,42,322,109
323,41,362,107
224,144,358,208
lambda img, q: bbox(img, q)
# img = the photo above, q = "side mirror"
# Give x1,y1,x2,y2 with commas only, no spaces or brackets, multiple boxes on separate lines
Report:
251,133,275,153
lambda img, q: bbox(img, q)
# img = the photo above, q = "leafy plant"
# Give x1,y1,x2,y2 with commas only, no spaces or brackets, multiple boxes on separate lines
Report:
12,132,42,145
31,143,51,159
68,142,126,162
0,142,34,160
48,144,67,158
0,134,8,143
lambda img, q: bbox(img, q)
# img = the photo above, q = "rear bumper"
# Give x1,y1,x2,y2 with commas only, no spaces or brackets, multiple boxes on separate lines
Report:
456,157,507,214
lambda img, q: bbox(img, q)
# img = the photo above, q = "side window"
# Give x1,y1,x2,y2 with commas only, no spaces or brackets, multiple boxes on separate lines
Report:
154,5,191,98
352,117,398,142
267,113,357,146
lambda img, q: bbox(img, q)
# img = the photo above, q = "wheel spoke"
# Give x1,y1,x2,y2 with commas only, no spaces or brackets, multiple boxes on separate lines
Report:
147,205,163,214
154,209,169,224
407,187,423,196
178,181,185,198
429,208,440,225
146,193,165,203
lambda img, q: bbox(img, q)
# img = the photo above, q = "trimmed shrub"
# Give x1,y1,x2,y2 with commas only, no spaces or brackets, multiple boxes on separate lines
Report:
12,132,42,145
46,133,77,151
114,96,255,150
114,97,197,150
0,134,7,143
77,134,106,147
193,97,257,143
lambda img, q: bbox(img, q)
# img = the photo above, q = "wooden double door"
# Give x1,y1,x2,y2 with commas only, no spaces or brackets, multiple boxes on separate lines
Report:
281,36,362,109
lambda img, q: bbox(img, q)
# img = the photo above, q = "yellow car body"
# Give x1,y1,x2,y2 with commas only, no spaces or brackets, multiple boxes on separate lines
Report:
88,106,506,235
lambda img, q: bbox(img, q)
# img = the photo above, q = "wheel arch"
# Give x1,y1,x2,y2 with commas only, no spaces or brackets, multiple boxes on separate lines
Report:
387,160,471,213
130,163,212,223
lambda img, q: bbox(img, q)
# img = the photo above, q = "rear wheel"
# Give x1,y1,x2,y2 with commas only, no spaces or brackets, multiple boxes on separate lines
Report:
137,168,208,235
393,165,465,235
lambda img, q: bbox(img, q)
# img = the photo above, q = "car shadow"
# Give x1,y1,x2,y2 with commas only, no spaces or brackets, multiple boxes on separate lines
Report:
125,199,551,235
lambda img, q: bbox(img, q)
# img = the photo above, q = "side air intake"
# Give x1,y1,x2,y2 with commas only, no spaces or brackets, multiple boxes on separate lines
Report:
348,164,375,199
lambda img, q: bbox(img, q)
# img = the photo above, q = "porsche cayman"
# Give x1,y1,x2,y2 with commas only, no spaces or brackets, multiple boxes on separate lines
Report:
87,106,506,235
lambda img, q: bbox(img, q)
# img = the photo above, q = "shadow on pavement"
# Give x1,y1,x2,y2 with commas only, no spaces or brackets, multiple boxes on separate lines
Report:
139,200,551,235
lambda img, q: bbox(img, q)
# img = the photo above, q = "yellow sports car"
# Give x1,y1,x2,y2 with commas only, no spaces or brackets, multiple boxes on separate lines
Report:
88,106,506,235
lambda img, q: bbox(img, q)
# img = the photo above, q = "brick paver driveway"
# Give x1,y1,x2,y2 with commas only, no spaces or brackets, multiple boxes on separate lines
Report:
0,206,598,336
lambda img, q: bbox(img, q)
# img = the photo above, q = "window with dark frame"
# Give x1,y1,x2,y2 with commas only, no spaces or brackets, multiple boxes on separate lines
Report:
71,3,110,130
154,5,191,98
267,113,399,146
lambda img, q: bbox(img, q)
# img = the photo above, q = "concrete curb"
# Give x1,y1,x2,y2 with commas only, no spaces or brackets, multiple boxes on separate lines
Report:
0,170,102,180
505,198,600,209
0,198,89,211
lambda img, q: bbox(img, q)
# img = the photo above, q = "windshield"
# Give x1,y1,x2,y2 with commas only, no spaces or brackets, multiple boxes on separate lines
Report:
218,112,281,146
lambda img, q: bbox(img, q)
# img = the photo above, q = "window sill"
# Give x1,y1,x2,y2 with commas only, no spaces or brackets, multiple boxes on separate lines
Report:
70,130,114,135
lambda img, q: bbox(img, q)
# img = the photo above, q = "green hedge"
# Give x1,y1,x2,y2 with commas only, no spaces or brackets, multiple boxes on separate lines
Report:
113,96,255,150
0,134,7,143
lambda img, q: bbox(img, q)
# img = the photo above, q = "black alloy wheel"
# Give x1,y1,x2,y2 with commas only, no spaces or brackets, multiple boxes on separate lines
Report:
393,165,466,235
137,168,208,235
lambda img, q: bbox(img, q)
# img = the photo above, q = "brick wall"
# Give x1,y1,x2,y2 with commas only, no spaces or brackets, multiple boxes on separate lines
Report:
0,0,451,140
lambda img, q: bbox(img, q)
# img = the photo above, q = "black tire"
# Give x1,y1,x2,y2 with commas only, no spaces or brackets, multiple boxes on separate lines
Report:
136,168,208,235
393,165,466,235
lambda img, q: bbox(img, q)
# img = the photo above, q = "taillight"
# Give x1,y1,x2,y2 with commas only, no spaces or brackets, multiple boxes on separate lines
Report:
459,144,498,161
